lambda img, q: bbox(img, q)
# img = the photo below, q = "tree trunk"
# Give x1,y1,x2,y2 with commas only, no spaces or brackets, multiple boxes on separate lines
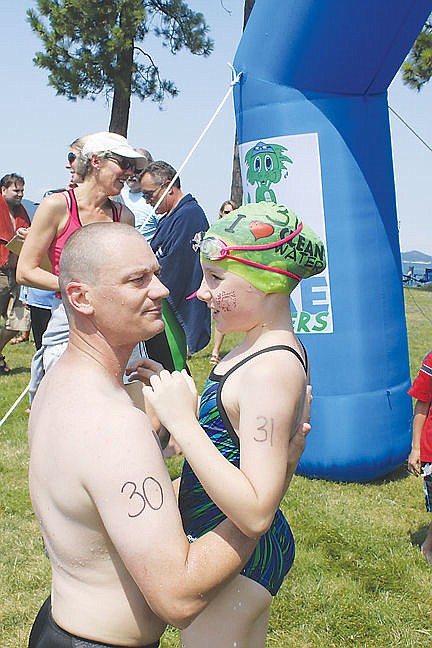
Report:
109,10,135,136
231,0,256,205
243,0,255,26
109,77,132,136
230,133,243,207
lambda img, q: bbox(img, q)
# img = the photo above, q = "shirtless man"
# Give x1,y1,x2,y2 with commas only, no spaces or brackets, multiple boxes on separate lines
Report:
27,223,258,648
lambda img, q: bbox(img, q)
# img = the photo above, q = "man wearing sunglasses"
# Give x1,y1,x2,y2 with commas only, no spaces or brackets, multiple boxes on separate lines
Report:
140,162,210,373
113,148,160,245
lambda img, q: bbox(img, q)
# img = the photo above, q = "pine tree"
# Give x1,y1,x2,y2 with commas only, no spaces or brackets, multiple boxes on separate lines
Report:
27,0,213,135
402,15,432,91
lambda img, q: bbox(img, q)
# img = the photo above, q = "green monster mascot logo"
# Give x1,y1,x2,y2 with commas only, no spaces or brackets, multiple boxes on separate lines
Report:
244,141,293,203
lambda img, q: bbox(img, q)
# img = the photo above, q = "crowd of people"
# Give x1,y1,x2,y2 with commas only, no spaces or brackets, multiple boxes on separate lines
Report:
0,130,429,648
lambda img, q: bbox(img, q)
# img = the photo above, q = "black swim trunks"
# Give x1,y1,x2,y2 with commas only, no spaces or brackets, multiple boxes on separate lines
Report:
28,597,160,648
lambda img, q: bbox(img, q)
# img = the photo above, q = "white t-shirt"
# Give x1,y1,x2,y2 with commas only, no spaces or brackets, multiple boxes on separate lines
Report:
118,188,160,244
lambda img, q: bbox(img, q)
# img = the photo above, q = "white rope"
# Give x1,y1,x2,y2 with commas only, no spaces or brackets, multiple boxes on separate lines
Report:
0,384,29,428
0,66,243,429
153,63,242,213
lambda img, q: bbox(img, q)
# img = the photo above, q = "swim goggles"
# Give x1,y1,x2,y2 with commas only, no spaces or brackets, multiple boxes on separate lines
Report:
195,223,304,280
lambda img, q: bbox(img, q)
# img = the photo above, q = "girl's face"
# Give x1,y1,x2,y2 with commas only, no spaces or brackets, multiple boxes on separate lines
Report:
197,260,266,334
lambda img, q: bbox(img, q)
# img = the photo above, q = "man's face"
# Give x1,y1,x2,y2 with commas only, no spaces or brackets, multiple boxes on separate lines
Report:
140,173,170,215
125,175,143,194
89,236,169,346
1,182,24,210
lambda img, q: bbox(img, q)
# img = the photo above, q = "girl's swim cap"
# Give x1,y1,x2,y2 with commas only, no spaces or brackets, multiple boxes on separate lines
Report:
200,202,326,294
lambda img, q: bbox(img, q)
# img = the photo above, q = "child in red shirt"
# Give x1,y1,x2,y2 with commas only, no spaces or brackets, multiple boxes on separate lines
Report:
408,351,432,563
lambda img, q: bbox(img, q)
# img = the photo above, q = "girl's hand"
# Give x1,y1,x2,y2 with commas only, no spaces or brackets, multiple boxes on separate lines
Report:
143,370,199,438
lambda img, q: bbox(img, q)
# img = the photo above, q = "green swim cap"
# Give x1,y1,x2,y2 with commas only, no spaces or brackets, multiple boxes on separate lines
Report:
201,202,326,294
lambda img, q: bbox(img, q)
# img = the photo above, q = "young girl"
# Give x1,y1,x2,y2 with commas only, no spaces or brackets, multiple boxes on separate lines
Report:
143,202,326,647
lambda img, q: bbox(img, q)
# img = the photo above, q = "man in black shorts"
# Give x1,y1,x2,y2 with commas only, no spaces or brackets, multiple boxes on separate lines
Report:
27,223,257,647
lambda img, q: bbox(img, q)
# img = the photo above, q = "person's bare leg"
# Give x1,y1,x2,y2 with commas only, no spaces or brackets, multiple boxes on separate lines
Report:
11,330,30,343
421,522,432,563
180,574,272,648
210,330,224,364
248,606,271,648
0,327,18,354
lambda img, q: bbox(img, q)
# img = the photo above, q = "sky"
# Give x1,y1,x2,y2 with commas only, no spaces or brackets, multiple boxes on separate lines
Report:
1,1,432,254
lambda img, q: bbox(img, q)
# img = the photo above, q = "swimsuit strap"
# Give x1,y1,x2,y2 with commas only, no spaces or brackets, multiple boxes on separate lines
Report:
215,344,308,385
61,188,79,222
67,189,122,223
212,344,308,449
298,338,308,375
111,200,122,222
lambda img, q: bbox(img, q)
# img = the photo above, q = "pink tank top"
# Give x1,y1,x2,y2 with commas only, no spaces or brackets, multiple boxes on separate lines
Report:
48,189,122,277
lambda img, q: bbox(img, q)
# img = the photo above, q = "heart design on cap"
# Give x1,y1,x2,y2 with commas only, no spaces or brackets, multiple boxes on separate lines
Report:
250,221,275,240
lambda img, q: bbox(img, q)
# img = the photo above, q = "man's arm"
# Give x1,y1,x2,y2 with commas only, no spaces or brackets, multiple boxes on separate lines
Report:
84,408,256,629
408,399,429,475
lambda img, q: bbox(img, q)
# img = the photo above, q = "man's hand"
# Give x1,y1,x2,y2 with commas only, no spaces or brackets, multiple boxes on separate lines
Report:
16,226,30,240
286,385,312,486
125,357,165,385
408,447,421,476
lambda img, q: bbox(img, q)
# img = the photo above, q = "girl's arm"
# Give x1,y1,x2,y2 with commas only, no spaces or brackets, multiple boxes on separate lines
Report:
16,193,66,291
144,356,307,538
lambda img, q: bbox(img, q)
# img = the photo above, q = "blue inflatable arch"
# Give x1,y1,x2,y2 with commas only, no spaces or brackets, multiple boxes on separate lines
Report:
233,0,432,481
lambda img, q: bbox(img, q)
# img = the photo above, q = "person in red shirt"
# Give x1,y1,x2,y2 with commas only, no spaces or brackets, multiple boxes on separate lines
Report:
408,351,432,563
0,173,31,373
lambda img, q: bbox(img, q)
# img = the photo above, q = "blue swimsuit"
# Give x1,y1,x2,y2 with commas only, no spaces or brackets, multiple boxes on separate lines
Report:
179,345,307,596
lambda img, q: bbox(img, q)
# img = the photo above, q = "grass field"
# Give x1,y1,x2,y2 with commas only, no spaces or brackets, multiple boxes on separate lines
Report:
1,287,432,647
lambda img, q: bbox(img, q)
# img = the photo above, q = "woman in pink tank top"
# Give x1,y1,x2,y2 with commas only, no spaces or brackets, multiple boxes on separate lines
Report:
17,131,145,291
16,132,146,402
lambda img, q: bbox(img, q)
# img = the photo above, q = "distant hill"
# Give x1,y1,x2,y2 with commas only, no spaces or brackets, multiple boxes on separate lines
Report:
401,250,432,279
401,250,432,264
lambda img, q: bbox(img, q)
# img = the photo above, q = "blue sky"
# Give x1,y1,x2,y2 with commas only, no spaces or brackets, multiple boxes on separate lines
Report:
2,1,431,253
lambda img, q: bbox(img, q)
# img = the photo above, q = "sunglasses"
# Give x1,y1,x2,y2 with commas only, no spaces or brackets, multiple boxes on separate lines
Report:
104,153,138,173
195,223,304,280
222,209,233,214
142,182,168,201
67,151,76,164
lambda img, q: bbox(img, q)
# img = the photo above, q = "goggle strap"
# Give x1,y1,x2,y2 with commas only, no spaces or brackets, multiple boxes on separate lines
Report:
225,222,303,253
225,253,302,281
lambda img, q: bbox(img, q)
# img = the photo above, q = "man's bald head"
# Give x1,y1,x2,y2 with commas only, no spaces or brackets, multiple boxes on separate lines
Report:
59,222,167,347
59,223,149,304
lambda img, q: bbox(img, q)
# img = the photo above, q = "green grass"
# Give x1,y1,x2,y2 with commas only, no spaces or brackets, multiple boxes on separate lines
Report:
1,288,432,647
